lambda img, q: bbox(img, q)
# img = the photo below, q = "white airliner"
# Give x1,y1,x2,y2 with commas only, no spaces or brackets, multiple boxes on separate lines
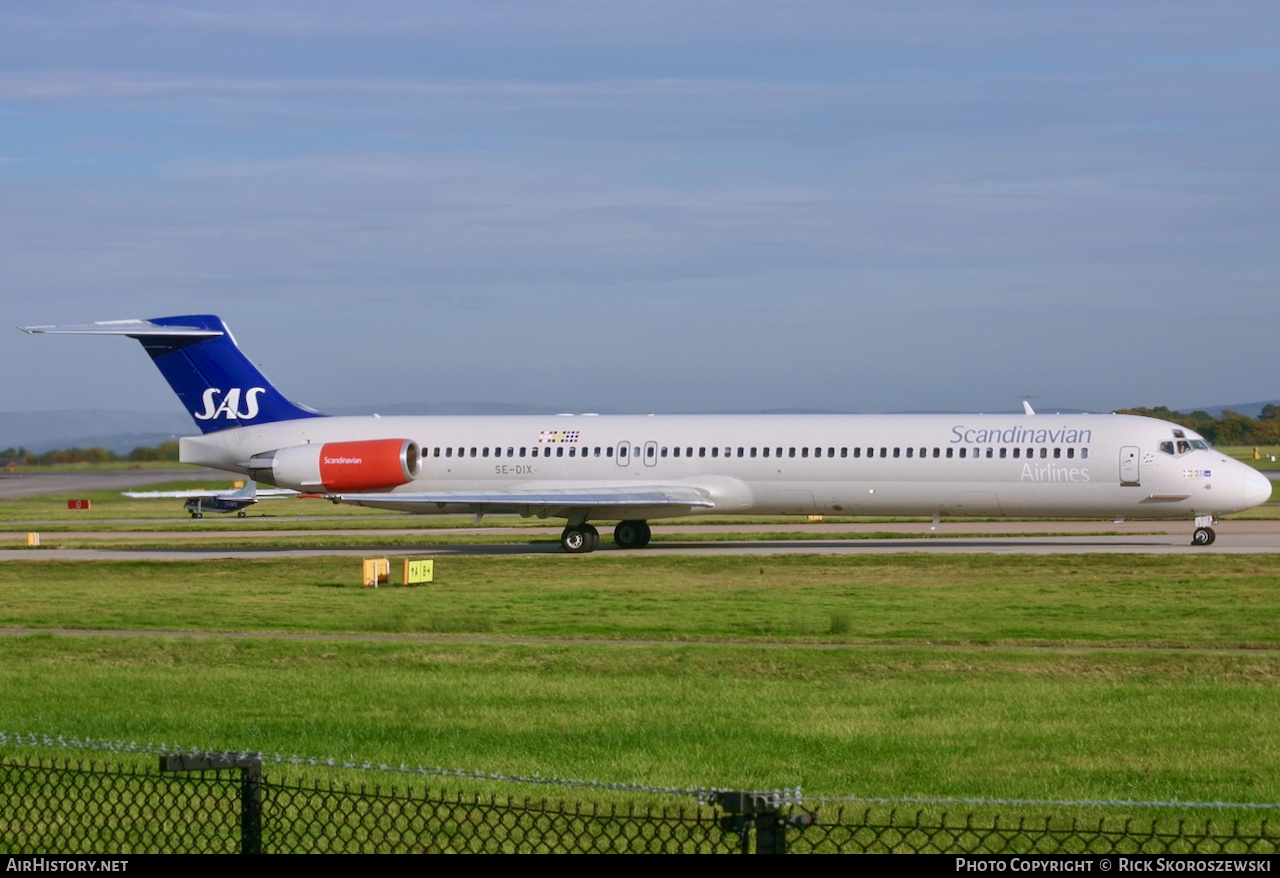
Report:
21,315,1272,552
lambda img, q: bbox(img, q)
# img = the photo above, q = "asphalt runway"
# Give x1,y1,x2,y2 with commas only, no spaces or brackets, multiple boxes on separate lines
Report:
0,468,194,498
3,521,1278,559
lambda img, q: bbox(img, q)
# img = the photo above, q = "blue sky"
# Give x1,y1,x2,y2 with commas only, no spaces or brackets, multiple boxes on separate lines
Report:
3,1,1278,417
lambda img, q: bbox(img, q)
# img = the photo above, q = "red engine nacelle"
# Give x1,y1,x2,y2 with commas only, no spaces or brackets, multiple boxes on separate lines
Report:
247,439,421,492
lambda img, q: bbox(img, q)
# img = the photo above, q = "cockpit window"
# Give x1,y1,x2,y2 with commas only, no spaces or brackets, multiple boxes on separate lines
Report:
1161,432,1211,457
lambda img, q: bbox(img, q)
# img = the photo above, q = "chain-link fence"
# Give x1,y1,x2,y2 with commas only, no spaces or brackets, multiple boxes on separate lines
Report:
785,809,1280,855
4,754,1280,854
2,756,731,854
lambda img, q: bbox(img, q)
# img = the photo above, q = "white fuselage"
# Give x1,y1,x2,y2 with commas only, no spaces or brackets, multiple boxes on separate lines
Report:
179,412,1271,521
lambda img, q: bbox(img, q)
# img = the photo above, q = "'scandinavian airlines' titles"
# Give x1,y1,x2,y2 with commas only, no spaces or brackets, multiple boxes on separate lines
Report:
951,425,1092,445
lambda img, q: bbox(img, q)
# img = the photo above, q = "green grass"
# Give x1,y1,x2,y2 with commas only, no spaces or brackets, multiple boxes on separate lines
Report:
2,555,1279,648
3,635,1279,806
2,543,1279,812
1220,445,1280,470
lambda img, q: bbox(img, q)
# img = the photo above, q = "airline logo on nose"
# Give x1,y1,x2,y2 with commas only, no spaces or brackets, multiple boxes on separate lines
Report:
194,387,267,421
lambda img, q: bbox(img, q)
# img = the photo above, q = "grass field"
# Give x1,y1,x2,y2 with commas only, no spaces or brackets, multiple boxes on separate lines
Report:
2,553,1279,811
5,635,1279,807
2,554,1279,646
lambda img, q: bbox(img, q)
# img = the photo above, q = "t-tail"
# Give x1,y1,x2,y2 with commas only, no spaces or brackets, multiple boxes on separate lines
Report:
19,315,325,433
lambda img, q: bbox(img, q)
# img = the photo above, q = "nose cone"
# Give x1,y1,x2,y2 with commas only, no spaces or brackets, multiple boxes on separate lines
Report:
1244,468,1273,510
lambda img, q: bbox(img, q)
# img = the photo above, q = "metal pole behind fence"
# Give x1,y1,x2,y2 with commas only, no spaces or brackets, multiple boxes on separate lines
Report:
714,791,786,854
161,752,264,854
240,760,262,854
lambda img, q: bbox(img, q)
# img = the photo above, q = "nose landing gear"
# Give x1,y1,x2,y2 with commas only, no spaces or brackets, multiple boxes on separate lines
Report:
1192,515,1217,546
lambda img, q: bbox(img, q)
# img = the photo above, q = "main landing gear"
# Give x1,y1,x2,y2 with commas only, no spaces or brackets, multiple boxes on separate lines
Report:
1192,515,1216,546
613,520,651,549
560,524,599,554
559,520,652,553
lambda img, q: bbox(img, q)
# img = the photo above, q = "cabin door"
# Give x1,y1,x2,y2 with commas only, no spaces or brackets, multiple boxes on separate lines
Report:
1119,446,1141,486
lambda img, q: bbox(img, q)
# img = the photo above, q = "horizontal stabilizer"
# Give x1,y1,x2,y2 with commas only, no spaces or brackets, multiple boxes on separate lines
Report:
20,319,221,338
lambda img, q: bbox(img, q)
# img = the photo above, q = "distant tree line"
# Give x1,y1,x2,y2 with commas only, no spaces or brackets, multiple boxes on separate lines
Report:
0,440,181,466
1117,406,1280,445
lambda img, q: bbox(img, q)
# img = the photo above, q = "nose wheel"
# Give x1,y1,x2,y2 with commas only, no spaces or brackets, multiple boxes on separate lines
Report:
1192,527,1216,546
561,524,600,554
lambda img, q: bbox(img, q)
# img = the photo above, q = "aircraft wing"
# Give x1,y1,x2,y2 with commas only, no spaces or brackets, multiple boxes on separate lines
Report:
124,483,298,500
124,489,298,498
324,485,715,517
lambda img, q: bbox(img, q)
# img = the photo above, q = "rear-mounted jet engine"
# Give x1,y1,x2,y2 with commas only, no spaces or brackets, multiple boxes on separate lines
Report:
246,439,421,492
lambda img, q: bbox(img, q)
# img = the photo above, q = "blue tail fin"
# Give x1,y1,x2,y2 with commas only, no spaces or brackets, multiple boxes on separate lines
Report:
22,315,325,433
143,315,324,432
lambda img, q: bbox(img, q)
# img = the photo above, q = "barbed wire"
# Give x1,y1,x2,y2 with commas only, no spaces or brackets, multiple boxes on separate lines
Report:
0,730,798,807
4,730,1278,812
804,794,1280,811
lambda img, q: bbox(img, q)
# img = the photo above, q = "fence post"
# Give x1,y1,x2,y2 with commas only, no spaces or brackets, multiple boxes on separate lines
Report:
712,791,788,854
160,751,264,854
241,759,262,854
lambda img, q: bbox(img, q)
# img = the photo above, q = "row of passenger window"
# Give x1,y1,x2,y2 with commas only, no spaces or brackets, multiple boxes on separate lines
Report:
429,445,1090,460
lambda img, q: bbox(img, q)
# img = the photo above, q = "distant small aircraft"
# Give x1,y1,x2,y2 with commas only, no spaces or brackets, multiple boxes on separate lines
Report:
123,480,296,518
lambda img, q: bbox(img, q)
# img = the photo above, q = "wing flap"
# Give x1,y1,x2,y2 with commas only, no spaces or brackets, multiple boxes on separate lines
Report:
325,485,714,516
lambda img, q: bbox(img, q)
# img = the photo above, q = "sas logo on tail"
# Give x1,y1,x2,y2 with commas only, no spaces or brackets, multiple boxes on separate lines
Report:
194,387,267,421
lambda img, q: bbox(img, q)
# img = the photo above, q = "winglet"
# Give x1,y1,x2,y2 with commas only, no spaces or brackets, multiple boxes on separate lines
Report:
1022,400,1036,416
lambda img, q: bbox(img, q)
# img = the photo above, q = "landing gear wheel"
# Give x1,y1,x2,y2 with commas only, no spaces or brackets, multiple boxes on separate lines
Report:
1192,527,1216,546
237,511,246,518
614,520,651,549
192,513,203,519
561,524,599,554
